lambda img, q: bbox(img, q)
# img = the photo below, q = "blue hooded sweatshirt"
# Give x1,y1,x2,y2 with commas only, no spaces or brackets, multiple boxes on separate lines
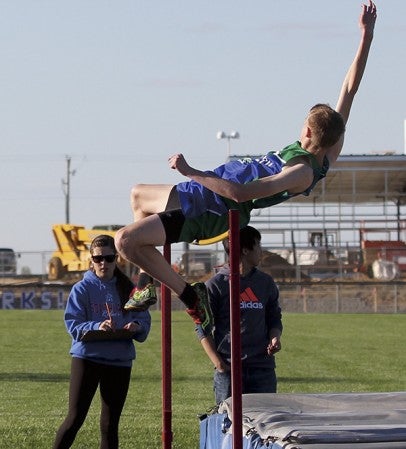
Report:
64,270,151,367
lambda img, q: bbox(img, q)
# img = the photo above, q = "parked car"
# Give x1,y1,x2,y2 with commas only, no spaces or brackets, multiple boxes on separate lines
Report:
0,248,18,275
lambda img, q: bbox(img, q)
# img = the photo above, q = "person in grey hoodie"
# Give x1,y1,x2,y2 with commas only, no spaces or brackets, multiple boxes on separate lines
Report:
53,234,151,449
196,226,282,404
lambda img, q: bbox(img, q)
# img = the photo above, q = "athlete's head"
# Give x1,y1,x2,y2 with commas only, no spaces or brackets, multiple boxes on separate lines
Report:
306,103,345,148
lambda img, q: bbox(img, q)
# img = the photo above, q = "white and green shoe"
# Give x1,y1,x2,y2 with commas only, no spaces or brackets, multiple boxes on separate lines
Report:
186,282,214,334
124,284,157,311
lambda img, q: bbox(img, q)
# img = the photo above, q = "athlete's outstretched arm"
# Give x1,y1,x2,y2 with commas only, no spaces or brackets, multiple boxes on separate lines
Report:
329,1,377,163
336,1,377,124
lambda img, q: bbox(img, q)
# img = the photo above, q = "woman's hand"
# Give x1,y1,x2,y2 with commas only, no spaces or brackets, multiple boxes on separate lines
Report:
123,322,139,333
99,319,115,331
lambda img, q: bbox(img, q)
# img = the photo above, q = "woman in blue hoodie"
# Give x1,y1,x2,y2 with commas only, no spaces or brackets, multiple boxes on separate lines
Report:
53,234,151,449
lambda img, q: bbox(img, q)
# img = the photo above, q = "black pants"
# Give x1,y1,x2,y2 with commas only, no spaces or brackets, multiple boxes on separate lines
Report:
53,357,131,449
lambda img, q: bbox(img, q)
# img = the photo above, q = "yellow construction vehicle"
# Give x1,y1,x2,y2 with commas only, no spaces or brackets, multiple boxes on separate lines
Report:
48,224,133,280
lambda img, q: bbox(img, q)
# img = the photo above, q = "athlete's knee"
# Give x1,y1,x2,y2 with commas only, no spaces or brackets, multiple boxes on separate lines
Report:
115,227,136,257
130,184,139,203
130,184,147,208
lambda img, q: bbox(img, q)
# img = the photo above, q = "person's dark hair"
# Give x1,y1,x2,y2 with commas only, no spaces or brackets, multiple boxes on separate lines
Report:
90,234,134,310
223,226,262,256
90,234,116,255
308,103,345,148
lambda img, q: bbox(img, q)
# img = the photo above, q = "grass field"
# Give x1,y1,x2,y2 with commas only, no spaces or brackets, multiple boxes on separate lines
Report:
0,310,405,448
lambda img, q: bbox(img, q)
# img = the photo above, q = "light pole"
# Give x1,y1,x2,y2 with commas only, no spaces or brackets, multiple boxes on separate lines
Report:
217,130,240,159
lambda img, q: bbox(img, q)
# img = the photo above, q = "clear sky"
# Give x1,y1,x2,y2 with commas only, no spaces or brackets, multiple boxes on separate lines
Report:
0,0,405,271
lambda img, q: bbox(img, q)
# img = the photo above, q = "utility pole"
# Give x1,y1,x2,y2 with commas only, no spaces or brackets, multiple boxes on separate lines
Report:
62,155,76,224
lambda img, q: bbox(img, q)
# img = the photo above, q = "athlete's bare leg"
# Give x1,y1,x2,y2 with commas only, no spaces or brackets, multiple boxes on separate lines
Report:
130,184,174,221
116,208,212,331
115,213,187,296
125,183,185,289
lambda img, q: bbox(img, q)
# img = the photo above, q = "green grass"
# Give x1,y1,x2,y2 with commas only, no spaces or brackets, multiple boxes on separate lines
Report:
0,311,405,448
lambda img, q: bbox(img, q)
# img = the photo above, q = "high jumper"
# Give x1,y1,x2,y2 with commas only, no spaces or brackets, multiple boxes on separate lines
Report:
115,1,377,332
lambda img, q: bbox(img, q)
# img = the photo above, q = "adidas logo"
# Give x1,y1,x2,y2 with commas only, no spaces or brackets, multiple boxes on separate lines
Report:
240,287,263,309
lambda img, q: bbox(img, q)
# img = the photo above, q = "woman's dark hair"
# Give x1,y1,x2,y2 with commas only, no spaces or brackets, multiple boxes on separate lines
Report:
223,226,262,256
90,234,134,310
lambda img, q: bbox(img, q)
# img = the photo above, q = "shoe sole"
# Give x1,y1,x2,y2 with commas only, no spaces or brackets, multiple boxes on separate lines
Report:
124,297,157,311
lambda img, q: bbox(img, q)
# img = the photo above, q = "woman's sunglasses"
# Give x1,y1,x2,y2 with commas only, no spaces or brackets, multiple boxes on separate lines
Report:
91,254,117,264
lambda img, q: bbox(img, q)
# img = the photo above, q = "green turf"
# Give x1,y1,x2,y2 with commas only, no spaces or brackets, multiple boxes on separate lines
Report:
0,310,405,448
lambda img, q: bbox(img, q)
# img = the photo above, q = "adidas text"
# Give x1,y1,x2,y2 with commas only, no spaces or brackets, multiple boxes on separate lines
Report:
240,301,263,309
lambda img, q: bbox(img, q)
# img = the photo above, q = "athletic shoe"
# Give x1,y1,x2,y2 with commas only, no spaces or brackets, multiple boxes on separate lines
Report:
124,284,157,311
186,282,214,334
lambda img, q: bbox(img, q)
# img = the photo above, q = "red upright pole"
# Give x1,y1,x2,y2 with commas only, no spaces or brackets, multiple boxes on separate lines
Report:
162,244,173,448
228,210,243,449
